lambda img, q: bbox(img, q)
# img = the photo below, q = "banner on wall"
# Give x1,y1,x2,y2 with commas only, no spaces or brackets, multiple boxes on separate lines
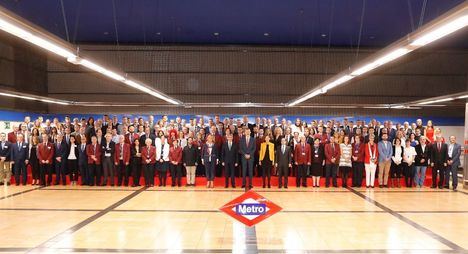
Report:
0,109,464,126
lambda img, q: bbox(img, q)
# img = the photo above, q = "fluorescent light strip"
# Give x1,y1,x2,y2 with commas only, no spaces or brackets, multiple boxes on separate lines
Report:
288,89,324,107
322,75,354,91
457,95,468,99
0,18,75,59
410,15,468,46
417,97,454,105
0,92,70,105
124,80,180,105
351,48,410,76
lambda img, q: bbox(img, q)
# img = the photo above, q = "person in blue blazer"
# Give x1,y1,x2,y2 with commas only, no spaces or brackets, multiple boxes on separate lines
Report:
445,136,462,190
239,127,256,189
11,134,29,185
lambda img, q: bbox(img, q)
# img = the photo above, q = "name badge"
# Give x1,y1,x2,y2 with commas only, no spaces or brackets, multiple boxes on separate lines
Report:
3,146,7,149
302,152,305,156
47,147,51,149
105,152,111,157
22,146,27,148
355,150,359,154
315,154,319,158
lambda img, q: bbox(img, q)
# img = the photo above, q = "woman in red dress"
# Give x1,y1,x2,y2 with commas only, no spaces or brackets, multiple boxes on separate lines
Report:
424,120,435,143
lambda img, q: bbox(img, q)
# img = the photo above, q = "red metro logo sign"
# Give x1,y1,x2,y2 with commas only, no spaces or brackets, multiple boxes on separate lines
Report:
219,190,282,227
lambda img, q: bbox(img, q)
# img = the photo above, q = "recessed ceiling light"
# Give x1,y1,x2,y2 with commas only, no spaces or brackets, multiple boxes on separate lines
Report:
264,32,269,36
321,33,327,37
213,32,219,36
156,32,161,35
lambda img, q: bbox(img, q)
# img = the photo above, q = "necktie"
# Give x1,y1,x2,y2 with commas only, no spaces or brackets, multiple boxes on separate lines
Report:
18,142,21,151
228,142,232,150
93,144,96,154
246,137,249,146
282,145,285,154
438,143,441,151
120,144,123,159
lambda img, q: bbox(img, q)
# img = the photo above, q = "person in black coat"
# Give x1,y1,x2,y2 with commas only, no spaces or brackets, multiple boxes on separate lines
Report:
54,134,68,185
10,134,29,185
182,137,199,186
221,134,239,188
310,138,325,187
414,136,430,188
430,136,448,189
78,136,88,185
275,138,292,188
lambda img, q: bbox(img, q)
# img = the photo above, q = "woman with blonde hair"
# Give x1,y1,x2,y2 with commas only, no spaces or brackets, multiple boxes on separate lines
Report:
259,135,274,188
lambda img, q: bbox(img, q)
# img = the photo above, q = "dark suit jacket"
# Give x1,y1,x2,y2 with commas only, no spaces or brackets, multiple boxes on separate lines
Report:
78,143,88,166
101,141,116,159
415,144,430,166
139,133,156,146
201,143,218,162
275,145,291,167
311,144,325,164
10,142,29,163
239,136,256,157
431,143,447,165
221,141,239,164
0,141,11,161
54,141,68,160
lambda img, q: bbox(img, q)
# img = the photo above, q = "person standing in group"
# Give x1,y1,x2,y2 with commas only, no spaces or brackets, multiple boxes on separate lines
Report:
86,136,102,186
311,138,325,188
0,133,13,185
114,135,131,186
364,135,378,188
430,135,447,189
101,133,116,186
239,128,256,189
169,139,183,187
275,137,292,189
294,136,311,187
324,136,340,188
221,134,238,188
38,133,54,186
202,134,218,188
183,137,199,187
414,136,430,188
156,136,170,187
28,136,40,185
130,139,142,186
142,138,156,187
78,136,88,185
11,133,29,185
54,134,68,186
445,136,461,190
351,135,365,188
378,133,392,188
259,135,275,188
339,136,352,188
66,136,79,185
391,138,404,188
402,139,417,187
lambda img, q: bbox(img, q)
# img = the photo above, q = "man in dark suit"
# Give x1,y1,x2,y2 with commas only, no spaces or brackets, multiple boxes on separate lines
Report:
0,133,12,185
239,128,256,189
54,134,68,185
325,136,341,187
275,138,292,188
221,134,239,188
430,135,447,189
78,136,88,185
294,136,311,187
445,135,462,190
102,133,116,186
139,127,156,146
11,133,29,185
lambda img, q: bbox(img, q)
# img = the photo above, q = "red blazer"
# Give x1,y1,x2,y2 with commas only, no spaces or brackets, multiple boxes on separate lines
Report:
114,143,131,164
352,143,366,162
169,146,183,164
124,133,140,144
364,143,379,164
324,142,341,165
7,132,17,143
294,143,311,165
86,143,102,165
141,145,156,164
37,142,54,164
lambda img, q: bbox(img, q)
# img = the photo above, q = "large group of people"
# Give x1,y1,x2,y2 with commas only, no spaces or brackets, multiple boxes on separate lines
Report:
0,115,462,190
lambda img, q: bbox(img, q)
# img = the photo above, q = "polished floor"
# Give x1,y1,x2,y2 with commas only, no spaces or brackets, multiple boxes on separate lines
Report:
0,183,467,254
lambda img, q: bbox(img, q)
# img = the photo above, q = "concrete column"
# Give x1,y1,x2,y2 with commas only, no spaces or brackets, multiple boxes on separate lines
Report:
464,103,468,189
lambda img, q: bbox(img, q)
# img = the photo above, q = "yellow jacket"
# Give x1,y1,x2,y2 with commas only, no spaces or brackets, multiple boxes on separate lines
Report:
259,142,275,162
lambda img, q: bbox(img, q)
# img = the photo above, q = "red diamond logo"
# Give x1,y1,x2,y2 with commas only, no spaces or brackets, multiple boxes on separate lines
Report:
219,190,282,227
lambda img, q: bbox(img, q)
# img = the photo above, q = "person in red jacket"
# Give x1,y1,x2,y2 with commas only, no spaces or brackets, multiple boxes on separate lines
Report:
114,135,131,186
325,136,341,187
141,138,156,187
294,136,311,188
86,136,102,186
364,135,379,188
7,125,19,143
352,135,366,187
37,133,54,186
169,139,183,187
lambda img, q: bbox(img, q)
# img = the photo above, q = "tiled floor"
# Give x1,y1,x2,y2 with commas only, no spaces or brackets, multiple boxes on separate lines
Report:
0,183,466,253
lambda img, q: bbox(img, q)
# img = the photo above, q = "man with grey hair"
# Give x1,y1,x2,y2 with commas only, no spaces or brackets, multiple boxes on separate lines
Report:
54,134,68,185
11,133,29,185
0,133,11,185
102,133,116,186
445,135,461,190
